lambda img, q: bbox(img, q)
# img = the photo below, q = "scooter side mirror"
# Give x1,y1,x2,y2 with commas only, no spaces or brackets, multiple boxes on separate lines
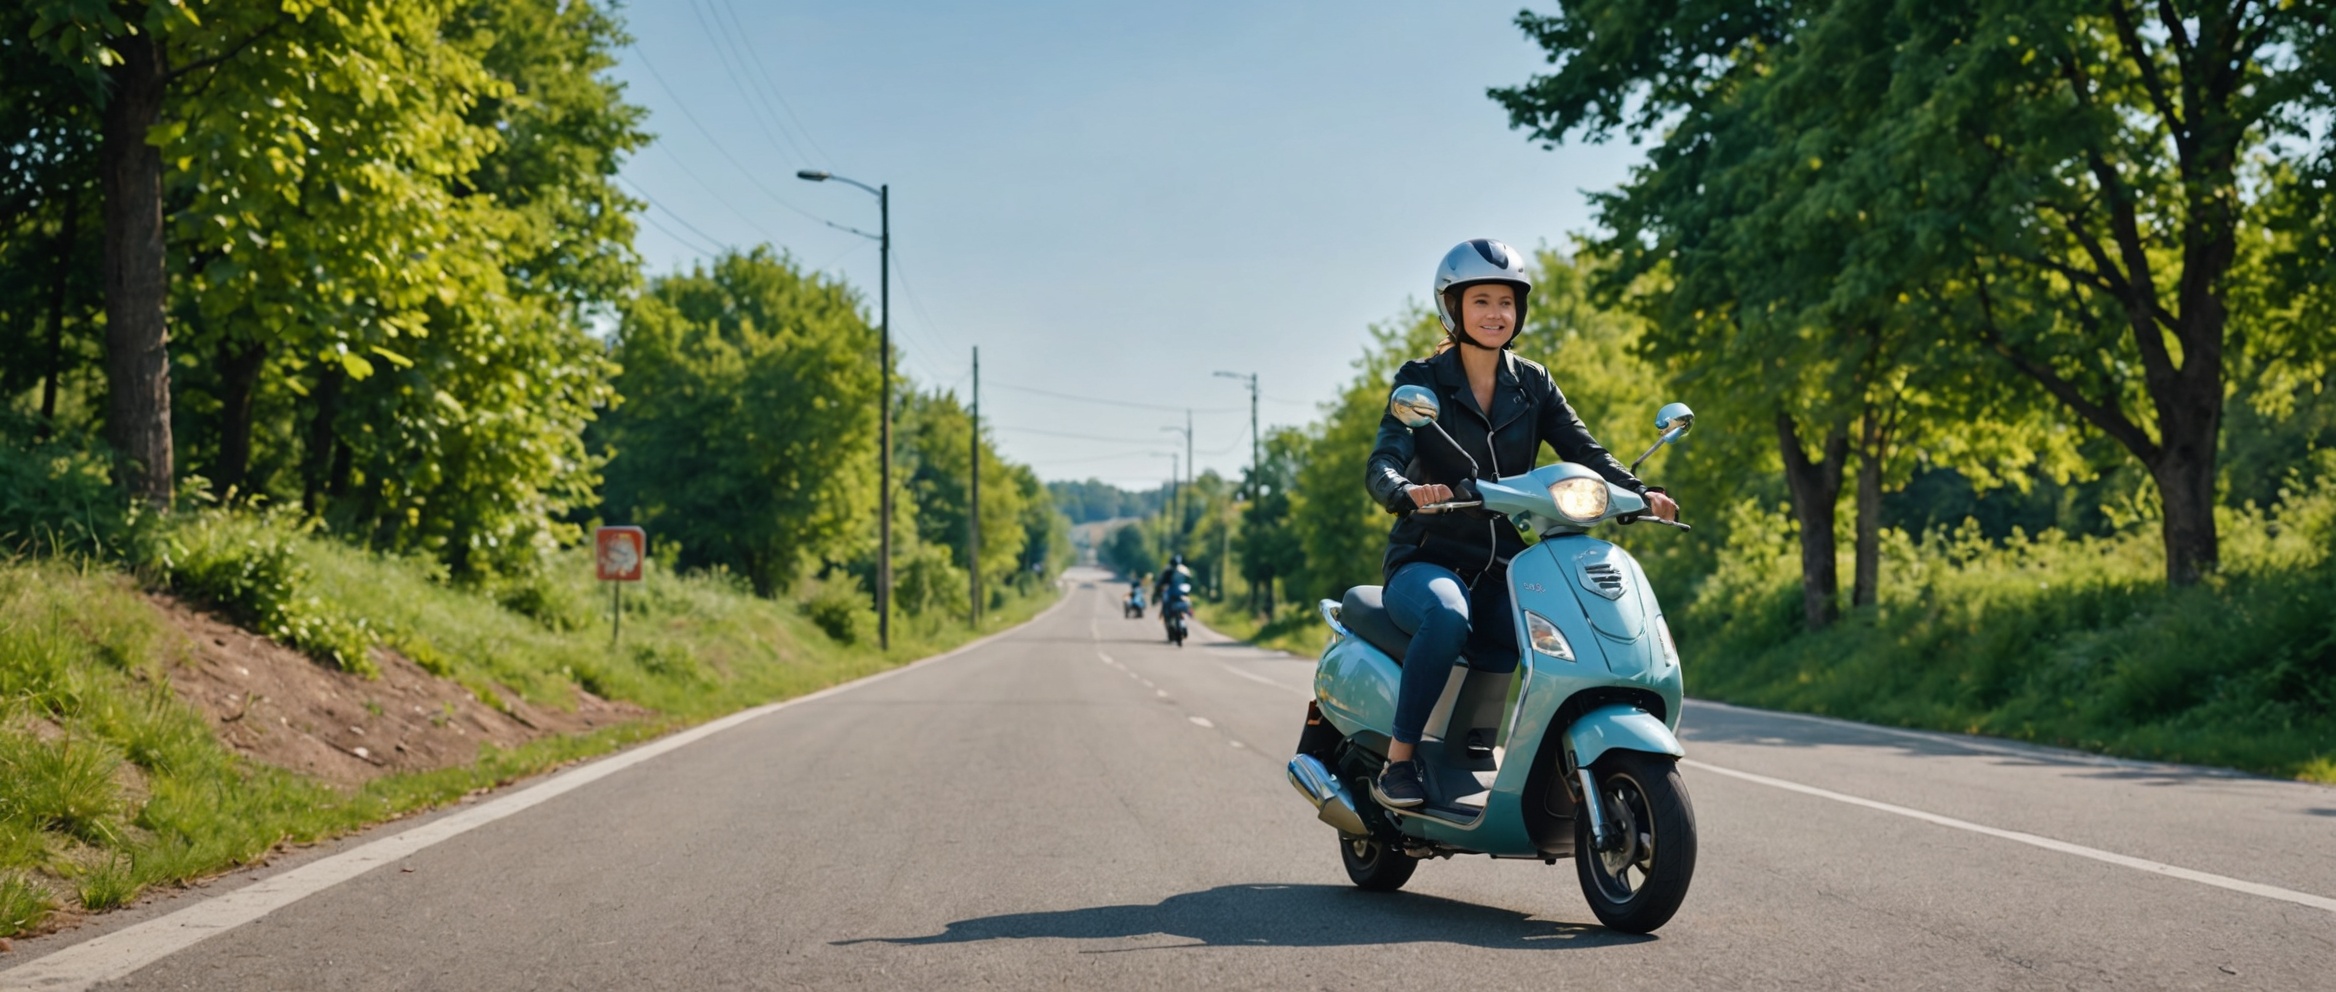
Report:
1631,401,1697,474
1654,402,1695,445
1390,384,1441,429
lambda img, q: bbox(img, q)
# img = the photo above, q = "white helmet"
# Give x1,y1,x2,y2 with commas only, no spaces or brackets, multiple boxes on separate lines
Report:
1433,239,1532,347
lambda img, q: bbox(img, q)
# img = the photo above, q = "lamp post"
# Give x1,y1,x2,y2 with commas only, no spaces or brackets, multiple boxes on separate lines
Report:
798,169,892,649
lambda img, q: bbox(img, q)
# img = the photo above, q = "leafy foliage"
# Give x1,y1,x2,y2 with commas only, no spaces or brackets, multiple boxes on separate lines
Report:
599,249,882,597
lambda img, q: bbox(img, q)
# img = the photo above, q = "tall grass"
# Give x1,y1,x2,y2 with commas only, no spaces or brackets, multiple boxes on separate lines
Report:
0,516,1059,936
1677,474,2336,780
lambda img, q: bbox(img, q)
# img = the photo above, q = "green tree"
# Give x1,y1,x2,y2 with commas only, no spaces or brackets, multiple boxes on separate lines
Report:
1235,426,1307,616
898,387,1032,613
600,249,879,596
1496,0,2336,587
1286,310,1445,603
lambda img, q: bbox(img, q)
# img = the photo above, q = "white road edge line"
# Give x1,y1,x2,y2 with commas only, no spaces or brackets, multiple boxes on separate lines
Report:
1681,758,2336,914
1687,699,2237,775
0,589,1083,992
1218,661,1309,697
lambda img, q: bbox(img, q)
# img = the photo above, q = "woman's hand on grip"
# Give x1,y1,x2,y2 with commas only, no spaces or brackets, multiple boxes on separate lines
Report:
1405,484,1453,513
1646,491,1680,522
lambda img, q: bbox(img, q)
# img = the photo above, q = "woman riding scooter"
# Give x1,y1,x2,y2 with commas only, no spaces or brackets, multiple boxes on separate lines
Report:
1363,239,1680,809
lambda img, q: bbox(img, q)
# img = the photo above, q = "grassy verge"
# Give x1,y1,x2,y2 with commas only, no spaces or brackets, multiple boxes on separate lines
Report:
0,521,1059,937
1196,599,1326,659
1677,483,2336,783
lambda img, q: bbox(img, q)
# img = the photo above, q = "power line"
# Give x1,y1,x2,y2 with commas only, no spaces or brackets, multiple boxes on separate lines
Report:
711,0,834,167
685,0,817,169
888,248,957,366
617,177,735,255
989,381,1244,414
1023,450,1176,466
995,425,1171,445
651,140,789,248
714,0,836,165
627,44,844,230
631,199,724,257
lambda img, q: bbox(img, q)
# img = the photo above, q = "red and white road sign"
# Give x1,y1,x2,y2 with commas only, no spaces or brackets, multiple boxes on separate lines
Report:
594,526,646,581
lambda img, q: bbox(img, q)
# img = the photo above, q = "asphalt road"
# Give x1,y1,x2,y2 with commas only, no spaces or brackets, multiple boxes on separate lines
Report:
8,567,2333,991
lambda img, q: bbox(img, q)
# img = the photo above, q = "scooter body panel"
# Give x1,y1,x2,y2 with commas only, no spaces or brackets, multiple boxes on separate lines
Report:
1567,703,1685,767
1309,531,1685,859
1314,635,1401,737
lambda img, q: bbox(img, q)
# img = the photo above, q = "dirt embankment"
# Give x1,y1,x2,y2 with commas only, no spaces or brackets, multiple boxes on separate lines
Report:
148,594,644,789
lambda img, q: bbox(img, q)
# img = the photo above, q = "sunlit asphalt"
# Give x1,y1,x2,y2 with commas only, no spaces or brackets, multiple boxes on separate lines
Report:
10,566,2332,991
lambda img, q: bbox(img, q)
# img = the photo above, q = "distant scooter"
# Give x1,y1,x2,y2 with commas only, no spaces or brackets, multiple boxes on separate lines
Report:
1288,385,1701,934
1125,586,1147,619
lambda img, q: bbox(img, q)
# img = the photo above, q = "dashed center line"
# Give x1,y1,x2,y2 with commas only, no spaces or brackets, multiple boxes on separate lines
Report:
1189,716,1214,729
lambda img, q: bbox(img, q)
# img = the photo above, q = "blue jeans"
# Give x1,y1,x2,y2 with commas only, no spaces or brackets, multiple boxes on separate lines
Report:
1384,562,1513,745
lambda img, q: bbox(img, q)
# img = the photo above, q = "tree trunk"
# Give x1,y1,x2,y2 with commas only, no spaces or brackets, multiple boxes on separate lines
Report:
1777,413,1847,631
99,35,175,505
214,336,267,498
39,187,80,436
1852,410,1884,609
2153,409,2221,586
302,366,344,513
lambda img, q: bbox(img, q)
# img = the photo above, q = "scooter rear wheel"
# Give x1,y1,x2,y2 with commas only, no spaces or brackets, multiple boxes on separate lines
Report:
1573,751,1697,933
1340,834,1418,892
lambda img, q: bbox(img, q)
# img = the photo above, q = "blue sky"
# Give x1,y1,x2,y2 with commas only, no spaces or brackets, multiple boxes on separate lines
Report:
609,0,1643,487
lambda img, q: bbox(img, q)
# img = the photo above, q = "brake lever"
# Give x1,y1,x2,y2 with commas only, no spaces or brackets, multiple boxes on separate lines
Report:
1618,513,1693,532
1415,500,1484,514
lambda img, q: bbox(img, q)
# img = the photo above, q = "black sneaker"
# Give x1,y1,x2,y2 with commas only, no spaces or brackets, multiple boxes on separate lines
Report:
1370,759,1427,809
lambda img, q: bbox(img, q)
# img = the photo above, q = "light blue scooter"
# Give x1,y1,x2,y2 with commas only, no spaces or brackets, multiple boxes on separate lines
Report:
1287,385,1699,933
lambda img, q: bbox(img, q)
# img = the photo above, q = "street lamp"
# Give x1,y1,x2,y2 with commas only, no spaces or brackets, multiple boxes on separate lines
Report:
799,169,893,649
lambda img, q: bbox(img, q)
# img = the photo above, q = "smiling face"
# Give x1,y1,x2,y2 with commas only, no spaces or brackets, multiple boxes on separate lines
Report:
1455,283,1517,349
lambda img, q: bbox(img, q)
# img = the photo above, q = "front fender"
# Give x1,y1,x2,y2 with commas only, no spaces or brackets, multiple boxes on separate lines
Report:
1566,703,1685,768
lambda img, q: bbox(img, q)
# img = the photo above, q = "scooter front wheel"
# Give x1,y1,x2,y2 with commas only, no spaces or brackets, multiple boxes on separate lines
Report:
1574,750,1697,933
1340,833,1417,892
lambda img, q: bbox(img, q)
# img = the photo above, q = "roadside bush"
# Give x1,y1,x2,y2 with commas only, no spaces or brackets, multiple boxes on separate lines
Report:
0,871,53,935
0,732,126,844
137,511,378,677
1677,476,2336,780
494,572,590,632
797,575,872,645
0,426,130,560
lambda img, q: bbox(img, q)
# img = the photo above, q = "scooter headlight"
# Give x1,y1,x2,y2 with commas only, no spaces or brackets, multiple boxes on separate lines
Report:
1524,610,1576,662
1547,477,1610,524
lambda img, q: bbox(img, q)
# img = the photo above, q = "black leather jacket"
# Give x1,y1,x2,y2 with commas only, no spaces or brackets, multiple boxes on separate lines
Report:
1366,348,1647,582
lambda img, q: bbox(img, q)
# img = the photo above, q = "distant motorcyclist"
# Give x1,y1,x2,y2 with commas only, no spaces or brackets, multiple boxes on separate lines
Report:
1152,553,1193,606
1155,554,1194,641
1125,580,1146,618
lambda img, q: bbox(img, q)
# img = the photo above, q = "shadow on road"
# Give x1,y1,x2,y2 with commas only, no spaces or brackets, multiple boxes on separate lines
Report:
831,883,1647,950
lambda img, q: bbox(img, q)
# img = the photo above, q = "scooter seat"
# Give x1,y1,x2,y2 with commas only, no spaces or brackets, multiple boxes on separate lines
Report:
1340,586,1410,665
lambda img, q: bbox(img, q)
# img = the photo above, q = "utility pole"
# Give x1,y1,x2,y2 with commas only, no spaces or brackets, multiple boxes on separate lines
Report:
879,183,891,649
1161,416,1194,544
1215,370,1259,613
1168,453,1179,542
1213,371,1259,499
969,346,980,627
796,170,892,649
